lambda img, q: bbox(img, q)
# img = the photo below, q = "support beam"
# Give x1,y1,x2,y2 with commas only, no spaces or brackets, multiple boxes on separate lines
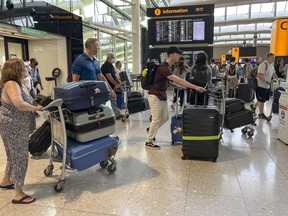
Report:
131,0,140,75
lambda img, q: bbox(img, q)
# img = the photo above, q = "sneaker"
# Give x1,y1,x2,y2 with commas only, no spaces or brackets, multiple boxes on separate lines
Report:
146,127,156,141
145,142,161,149
171,103,175,111
258,113,267,119
250,104,256,113
116,114,124,120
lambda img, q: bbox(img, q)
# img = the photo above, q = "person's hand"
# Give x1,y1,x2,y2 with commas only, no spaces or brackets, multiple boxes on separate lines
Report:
111,90,116,99
196,86,206,93
36,105,43,111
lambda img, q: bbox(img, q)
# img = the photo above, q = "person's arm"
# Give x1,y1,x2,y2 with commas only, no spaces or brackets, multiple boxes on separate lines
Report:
72,74,80,81
225,65,229,77
37,68,43,90
5,81,42,111
167,75,205,92
97,73,116,99
105,73,121,88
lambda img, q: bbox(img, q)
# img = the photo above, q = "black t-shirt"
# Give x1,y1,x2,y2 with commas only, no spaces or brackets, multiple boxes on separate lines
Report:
101,61,116,88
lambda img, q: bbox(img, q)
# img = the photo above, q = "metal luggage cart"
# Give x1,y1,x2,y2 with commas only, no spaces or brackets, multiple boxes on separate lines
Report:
41,99,117,192
266,79,283,122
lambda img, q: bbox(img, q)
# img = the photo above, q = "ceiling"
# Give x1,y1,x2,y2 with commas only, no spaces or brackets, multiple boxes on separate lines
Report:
170,0,282,7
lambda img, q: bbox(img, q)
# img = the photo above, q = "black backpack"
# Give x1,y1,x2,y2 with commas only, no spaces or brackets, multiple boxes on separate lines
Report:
228,64,236,76
190,66,209,87
141,59,160,90
250,62,268,78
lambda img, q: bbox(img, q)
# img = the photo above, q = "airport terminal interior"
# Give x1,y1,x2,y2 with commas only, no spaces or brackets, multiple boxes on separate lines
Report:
1,0,288,215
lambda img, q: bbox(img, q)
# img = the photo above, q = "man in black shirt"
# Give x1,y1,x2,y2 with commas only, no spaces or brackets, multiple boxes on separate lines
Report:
101,53,123,119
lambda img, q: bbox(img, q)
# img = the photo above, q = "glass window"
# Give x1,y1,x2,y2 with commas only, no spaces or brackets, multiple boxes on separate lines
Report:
126,41,132,73
276,1,288,17
83,26,96,47
231,35,244,39
256,23,271,31
99,32,113,64
214,27,220,34
115,37,125,62
238,24,255,31
245,34,254,39
251,3,275,18
220,25,237,33
217,35,230,40
215,7,225,21
259,33,271,38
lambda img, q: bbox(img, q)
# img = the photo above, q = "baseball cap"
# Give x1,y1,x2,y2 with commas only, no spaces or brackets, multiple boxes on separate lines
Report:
167,46,183,55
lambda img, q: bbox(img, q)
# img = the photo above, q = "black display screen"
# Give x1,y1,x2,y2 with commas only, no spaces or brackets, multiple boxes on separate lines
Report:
148,16,214,45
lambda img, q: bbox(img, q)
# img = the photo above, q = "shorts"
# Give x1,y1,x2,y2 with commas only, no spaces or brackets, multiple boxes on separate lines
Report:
227,77,238,89
256,87,270,102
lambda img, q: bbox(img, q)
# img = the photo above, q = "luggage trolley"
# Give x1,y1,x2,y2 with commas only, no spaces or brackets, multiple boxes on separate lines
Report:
42,99,117,192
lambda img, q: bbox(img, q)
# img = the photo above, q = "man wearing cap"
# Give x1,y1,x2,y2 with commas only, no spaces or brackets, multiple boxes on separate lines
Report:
145,46,206,149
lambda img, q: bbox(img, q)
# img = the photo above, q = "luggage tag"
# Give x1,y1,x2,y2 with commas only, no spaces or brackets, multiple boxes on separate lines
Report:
173,127,182,134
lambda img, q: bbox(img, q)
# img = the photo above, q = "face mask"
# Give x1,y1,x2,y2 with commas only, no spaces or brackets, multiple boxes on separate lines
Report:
111,58,116,64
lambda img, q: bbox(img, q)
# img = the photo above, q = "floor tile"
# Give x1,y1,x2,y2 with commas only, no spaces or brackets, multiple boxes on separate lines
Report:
0,204,60,216
56,209,115,216
64,182,135,215
184,193,248,216
120,186,186,216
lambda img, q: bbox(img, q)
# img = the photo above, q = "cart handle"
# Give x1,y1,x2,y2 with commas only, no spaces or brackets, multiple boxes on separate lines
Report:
41,99,63,111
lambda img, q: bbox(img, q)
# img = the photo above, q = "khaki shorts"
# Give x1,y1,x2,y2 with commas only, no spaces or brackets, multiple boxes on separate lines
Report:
227,77,238,89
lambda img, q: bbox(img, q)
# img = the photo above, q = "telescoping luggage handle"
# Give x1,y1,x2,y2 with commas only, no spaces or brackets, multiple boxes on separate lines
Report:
194,83,209,108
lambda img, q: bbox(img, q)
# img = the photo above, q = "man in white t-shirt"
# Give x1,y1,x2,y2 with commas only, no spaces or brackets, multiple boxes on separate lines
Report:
226,57,239,98
250,53,278,119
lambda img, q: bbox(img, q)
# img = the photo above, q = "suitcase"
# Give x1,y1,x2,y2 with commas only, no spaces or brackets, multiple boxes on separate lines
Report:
116,92,125,109
182,92,220,162
170,89,183,144
272,102,279,114
54,81,110,111
127,91,143,103
237,83,253,103
65,105,116,143
189,89,209,105
225,98,245,114
56,136,118,171
273,87,285,103
29,121,51,158
119,71,133,88
224,109,254,130
127,99,147,114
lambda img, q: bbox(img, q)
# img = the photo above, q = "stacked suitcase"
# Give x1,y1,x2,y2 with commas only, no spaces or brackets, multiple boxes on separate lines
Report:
127,91,149,114
237,83,253,103
224,98,254,130
53,81,118,172
182,93,221,162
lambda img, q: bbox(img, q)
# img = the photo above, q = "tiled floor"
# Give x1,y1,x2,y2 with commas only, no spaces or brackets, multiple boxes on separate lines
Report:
1,92,288,216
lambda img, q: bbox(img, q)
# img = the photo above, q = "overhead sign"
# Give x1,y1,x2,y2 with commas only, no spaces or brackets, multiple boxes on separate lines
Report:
147,4,214,17
21,27,47,37
271,18,288,56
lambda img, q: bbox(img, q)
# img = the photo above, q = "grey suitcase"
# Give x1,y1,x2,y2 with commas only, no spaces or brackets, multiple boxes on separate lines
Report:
65,105,116,143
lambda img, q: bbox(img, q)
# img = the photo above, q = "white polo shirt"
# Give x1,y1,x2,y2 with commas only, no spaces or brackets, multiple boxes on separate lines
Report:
257,61,275,89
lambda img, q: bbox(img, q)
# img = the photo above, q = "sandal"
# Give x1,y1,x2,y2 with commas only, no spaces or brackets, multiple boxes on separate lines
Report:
12,195,36,204
0,184,14,190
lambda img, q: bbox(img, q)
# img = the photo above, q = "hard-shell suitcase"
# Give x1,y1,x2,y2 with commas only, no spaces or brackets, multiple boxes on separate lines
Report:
127,99,147,114
56,136,118,171
54,81,110,111
225,98,245,114
170,89,183,144
224,109,254,130
29,121,51,158
65,105,116,143
182,92,220,162
272,102,280,114
119,71,133,88
237,83,253,103
127,91,143,103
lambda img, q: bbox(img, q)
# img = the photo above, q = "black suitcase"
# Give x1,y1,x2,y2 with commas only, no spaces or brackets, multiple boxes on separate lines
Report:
224,109,254,130
127,99,147,114
28,121,51,159
127,91,143,103
119,71,133,88
225,98,245,114
272,102,279,114
182,93,220,162
237,83,253,103
273,87,285,103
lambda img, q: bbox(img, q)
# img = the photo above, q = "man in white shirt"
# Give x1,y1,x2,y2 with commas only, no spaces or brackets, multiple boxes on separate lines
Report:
226,57,239,98
250,53,278,119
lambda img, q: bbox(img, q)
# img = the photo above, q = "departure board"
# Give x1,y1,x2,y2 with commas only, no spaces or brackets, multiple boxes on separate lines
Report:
148,16,213,45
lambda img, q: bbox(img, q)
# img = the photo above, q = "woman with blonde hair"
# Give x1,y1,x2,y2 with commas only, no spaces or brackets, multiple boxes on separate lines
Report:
0,58,42,204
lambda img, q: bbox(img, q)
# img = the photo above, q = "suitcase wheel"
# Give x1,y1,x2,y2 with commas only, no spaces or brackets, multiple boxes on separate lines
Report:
43,165,54,177
211,158,217,163
107,164,116,174
100,160,109,169
247,130,254,137
241,128,248,134
54,179,65,192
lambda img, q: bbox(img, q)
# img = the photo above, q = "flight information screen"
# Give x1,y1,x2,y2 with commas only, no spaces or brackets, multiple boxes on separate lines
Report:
149,16,213,45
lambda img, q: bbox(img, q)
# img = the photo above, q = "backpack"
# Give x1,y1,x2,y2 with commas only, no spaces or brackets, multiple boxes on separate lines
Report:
190,66,209,87
141,59,160,90
209,64,217,77
250,62,268,78
228,64,236,76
